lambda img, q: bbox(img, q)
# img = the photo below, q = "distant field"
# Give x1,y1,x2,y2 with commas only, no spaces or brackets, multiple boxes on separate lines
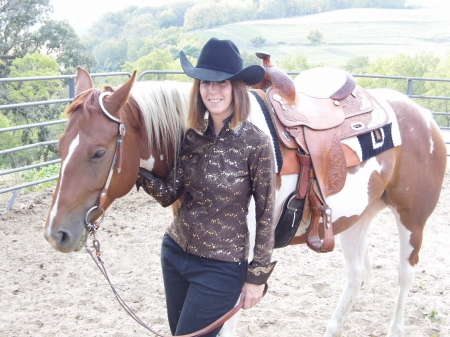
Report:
194,7,450,68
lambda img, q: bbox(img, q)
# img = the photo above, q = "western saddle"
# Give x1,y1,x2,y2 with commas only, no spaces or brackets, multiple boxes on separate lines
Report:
252,53,389,253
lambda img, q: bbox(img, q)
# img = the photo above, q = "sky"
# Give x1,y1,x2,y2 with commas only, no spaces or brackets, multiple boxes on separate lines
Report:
49,0,445,34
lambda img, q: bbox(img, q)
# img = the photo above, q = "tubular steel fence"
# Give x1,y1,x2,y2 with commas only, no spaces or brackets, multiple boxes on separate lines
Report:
1,70,450,213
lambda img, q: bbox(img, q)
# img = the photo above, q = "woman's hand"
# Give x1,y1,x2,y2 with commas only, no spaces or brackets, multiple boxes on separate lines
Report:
241,282,265,309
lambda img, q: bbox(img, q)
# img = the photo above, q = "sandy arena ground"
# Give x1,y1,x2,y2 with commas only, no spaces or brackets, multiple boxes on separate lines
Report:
1,167,449,337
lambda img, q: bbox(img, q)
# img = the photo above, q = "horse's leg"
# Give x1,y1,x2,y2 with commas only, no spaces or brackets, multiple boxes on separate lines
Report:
324,201,385,337
385,208,416,337
383,105,446,336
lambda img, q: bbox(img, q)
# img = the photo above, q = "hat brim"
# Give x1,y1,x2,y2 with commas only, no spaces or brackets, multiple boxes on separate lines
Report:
180,51,265,86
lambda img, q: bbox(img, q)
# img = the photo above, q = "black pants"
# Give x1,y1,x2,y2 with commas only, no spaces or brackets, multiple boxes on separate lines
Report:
161,234,246,336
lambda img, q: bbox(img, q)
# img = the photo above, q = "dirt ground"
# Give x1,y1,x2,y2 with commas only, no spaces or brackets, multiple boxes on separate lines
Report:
1,167,449,337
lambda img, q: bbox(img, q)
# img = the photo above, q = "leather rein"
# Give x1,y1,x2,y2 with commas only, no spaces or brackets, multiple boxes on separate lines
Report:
83,91,250,336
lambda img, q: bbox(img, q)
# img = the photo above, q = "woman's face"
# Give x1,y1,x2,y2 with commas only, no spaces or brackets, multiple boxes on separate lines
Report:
199,80,233,120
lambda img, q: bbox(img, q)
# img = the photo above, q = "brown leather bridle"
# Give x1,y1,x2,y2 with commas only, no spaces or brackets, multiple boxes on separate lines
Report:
83,90,254,336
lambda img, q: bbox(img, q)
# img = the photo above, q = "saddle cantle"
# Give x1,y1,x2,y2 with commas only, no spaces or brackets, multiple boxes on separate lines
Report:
253,53,389,252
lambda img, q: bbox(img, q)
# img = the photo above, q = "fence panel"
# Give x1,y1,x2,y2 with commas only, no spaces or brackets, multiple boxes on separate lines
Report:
1,71,450,213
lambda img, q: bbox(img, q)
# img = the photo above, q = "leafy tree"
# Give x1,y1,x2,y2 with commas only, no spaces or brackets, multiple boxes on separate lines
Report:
307,29,324,45
278,53,322,72
167,1,198,26
0,0,51,58
184,0,257,30
0,0,94,76
4,53,64,163
34,20,96,74
122,49,187,81
241,51,262,68
93,39,129,72
0,114,23,168
419,53,450,126
159,9,179,29
136,27,204,62
358,52,440,93
250,36,266,47
343,56,370,74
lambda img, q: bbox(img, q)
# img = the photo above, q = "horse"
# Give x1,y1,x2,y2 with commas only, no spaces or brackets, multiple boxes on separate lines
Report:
44,66,446,337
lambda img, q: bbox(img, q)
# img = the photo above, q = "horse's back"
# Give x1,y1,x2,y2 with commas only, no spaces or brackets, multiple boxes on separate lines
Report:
369,88,446,193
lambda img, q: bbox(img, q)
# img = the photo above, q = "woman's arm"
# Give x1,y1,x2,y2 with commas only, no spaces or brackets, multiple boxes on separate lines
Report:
245,136,277,285
136,165,184,207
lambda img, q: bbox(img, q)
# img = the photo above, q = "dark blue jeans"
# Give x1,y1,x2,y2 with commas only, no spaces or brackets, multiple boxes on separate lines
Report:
161,234,246,336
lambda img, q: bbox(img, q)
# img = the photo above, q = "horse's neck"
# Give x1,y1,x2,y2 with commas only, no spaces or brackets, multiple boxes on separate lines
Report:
131,81,190,174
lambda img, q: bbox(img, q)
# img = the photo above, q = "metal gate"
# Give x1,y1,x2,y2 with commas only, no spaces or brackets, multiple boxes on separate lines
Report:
1,71,450,213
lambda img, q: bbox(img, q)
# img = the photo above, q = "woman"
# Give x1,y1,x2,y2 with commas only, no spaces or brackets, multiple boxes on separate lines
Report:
136,37,276,336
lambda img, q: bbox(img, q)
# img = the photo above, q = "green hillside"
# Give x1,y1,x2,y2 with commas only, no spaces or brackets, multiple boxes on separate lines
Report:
195,7,450,68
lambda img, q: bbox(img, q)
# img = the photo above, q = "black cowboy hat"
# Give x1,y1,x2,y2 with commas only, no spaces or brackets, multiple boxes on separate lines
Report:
180,38,265,86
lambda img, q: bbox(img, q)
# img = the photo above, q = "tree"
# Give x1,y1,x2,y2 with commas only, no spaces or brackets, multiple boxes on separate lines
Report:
0,0,94,76
358,52,440,93
278,53,322,72
307,29,323,45
0,114,22,168
0,0,51,56
0,0,51,76
122,49,187,81
241,51,262,68
343,56,370,74
3,53,64,164
34,20,96,74
250,36,266,47
93,39,128,72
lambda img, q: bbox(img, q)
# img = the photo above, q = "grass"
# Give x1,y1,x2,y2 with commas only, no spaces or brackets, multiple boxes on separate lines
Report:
194,7,450,68
425,308,440,321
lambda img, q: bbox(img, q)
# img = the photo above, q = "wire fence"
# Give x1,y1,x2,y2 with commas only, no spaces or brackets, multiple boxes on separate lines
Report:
1,70,450,213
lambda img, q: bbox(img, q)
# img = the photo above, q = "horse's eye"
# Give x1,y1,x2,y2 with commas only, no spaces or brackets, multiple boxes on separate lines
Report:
92,150,106,159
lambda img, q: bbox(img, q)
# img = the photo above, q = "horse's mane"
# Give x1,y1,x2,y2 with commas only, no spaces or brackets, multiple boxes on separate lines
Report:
65,89,99,117
64,82,190,165
130,81,191,162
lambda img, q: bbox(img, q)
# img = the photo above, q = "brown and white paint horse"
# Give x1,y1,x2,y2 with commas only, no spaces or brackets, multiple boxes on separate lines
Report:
44,66,446,337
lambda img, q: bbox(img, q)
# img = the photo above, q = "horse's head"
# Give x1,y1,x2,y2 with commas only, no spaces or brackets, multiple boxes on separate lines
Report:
44,67,143,252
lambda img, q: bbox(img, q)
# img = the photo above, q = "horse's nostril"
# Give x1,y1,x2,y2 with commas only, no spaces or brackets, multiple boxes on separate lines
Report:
57,230,71,248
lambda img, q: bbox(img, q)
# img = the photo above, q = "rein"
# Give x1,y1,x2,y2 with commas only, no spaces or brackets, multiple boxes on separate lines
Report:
83,91,249,336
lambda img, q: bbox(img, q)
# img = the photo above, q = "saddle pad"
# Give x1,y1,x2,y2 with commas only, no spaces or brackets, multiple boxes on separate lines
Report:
341,94,402,164
249,90,283,173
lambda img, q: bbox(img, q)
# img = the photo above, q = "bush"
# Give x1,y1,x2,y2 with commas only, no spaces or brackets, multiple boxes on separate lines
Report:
307,29,323,45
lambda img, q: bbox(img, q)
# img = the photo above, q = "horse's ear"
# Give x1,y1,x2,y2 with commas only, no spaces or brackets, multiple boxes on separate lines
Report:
103,70,137,113
75,66,94,95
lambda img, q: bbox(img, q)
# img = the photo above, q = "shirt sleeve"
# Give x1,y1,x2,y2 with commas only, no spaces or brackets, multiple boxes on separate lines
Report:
245,135,277,285
136,162,184,208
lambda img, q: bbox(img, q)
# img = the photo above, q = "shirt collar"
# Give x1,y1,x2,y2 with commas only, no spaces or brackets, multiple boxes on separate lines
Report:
198,111,244,137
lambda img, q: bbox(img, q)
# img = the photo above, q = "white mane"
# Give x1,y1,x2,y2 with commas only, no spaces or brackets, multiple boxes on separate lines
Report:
130,81,191,161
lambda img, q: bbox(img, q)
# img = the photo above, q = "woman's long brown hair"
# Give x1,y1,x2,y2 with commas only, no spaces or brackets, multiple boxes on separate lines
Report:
187,79,251,130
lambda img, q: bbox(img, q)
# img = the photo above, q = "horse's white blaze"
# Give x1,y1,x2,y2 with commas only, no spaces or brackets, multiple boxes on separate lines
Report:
45,134,80,241
140,156,156,171
327,157,382,221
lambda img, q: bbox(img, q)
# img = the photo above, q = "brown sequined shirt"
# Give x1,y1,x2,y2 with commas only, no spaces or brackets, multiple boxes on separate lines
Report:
137,116,276,284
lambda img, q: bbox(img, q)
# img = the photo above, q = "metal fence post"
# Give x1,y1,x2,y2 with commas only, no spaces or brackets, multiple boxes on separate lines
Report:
69,76,76,99
407,78,413,97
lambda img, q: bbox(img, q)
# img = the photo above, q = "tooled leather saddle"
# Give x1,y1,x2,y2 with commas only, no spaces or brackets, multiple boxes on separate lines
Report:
251,53,389,253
